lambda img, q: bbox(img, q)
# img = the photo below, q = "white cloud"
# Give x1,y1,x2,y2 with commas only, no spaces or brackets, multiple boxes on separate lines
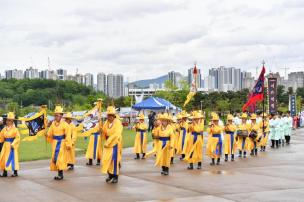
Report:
0,0,303,81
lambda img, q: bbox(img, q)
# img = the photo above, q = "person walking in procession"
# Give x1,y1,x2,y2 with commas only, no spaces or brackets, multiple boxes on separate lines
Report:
133,113,148,159
224,114,237,162
64,112,77,170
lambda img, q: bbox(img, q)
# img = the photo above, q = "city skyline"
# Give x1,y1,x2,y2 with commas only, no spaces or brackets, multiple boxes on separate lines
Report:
1,0,304,81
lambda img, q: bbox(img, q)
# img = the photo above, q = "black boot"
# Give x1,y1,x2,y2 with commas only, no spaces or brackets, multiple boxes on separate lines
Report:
86,159,93,166
161,166,165,175
216,158,220,165
106,173,113,182
96,159,101,166
238,151,242,158
164,167,169,176
134,153,140,160
254,148,258,156
54,170,63,180
276,140,279,148
111,175,118,183
142,153,146,159
11,170,18,177
180,154,185,160
225,154,228,162
170,157,174,164
1,170,7,177
187,163,194,170
197,162,202,169
271,140,275,148
231,154,234,161
68,164,74,170
243,152,246,158
250,150,254,156
210,158,215,166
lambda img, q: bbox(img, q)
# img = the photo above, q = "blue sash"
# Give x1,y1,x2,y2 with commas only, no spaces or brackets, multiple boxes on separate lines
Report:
5,138,15,170
92,132,99,160
242,137,246,150
191,132,200,144
53,135,65,163
213,134,222,155
159,137,170,149
227,131,234,152
112,144,118,175
181,127,186,150
139,129,146,150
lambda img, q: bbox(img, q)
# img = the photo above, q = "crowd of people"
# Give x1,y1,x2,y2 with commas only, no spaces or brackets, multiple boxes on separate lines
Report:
0,103,296,184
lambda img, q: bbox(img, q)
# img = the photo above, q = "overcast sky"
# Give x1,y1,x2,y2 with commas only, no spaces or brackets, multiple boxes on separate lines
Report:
0,0,303,81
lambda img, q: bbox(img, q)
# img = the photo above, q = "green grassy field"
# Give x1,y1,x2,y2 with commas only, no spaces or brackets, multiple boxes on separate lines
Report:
19,128,152,162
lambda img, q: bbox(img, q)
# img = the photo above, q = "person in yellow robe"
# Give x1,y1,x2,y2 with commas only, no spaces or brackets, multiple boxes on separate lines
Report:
236,113,250,158
184,111,204,169
85,124,102,166
154,113,174,175
259,113,270,152
133,113,148,159
224,114,237,162
64,112,77,170
174,114,182,154
146,117,161,157
0,112,20,177
176,111,189,160
248,114,261,156
101,106,123,183
46,106,71,180
206,113,224,165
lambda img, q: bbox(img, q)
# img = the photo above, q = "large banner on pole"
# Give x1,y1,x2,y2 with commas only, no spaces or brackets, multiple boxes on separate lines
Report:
289,94,297,117
268,78,277,114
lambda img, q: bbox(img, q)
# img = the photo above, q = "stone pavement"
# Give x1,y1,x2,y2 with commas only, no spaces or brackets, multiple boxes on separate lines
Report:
1,128,304,202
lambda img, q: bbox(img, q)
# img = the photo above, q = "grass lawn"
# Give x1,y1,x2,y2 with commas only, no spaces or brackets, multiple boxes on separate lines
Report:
19,128,152,162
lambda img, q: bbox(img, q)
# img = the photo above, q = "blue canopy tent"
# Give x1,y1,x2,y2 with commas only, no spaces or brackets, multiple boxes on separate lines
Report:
132,96,180,111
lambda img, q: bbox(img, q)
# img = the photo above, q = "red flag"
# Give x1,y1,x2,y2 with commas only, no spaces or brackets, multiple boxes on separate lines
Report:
242,66,266,112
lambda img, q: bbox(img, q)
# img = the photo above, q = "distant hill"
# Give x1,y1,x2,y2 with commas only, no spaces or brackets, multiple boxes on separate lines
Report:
130,75,168,88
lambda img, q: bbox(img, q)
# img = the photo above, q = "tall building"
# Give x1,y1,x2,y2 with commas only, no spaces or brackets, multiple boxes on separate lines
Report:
209,66,242,91
288,71,304,90
84,73,94,87
24,67,39,79
107,74,124,98
241,72,255,90
204,75,215,91
39,70,57,80
97,73,107,94
75,74,85,84
57,69,67,80
188,67,202,88
5,69,24,79
168,71,183,88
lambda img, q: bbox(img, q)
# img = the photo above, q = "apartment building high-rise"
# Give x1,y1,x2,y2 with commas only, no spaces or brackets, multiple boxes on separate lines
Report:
57,69,67,80
107,74,123,98
75,74,85,85
5,69,24,79
241,71,255,90
97,73,107,94
84,73,94,87
39,70,57,80
288,71,304,90
168,71,183,88
24,67,39,79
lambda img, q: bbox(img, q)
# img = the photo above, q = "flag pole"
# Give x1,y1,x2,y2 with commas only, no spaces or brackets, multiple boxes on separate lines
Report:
262,60,265,137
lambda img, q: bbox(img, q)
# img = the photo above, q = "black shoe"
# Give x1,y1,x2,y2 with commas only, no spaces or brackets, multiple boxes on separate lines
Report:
238,151,242,158
86,159,93,166
250,150,254,156
164,167,169,176
142,153,146,159
243,152,246,158
210,158,215,166
1,170,7,177
187,163,194,170
216,158,220,165
225,154,228,162
96,159,101,166
54,170,64,180
231,154,234,161
134,153,140,160
197,162,202,169
106,173,113,182
254,149,258,156
170,157,174,164
68,165,74,170
111,176,118,183
161,166,165,175
180,154,185,160
11,170,18,177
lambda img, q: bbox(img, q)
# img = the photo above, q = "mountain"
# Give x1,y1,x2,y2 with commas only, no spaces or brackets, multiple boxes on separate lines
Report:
130,75,168,88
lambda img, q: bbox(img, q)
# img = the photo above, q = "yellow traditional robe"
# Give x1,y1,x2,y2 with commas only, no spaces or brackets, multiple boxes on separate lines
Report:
85,124,102,161
247,123,261,150
236,123,250,151
133,122,148,154
184,121,204,163
47,120,71,171
101,118,123,175
224,123,237,155
259,119,270,146
0,126,20,171
155,125,174,168
176,121,188,155
206,125,224,158
67,123,77,164
146,125,160,157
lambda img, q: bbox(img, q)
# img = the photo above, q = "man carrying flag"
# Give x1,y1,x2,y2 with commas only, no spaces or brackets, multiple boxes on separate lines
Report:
184,64,198,107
